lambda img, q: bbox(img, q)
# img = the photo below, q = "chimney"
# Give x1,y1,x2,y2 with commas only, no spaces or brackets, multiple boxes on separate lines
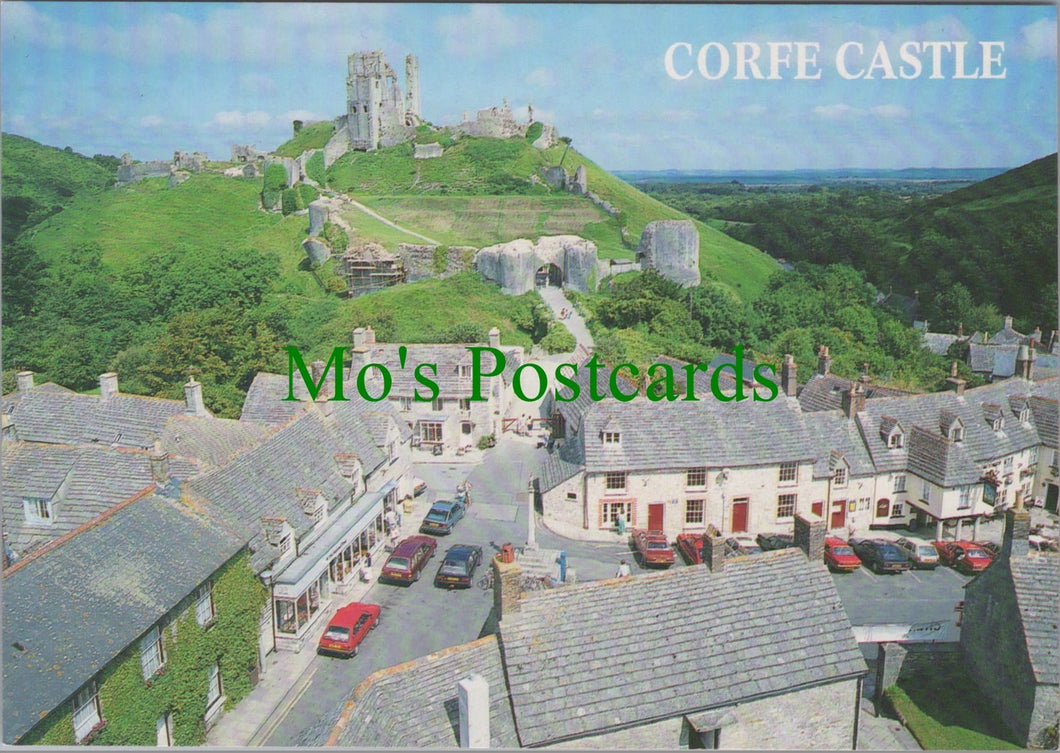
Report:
816,345,831,376
310,360,326,384
794,513,825,563
491,555,523,619
149,441,170,484
702,530,725,572
457,674,490,749
1001,490,1031,559
184,377,207,416
352,327,367,351
99,372,119,402
957,322,964,338
488,327,501,349
780,354,797,397
1015,344,1032,379
859,363,872,384
15,371,34,393
946,361,967,396
1003,314,1013,331
364,326,376,345
841,383,866,419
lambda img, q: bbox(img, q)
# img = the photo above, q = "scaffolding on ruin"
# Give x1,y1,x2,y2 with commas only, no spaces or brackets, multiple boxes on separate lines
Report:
341,243,408,296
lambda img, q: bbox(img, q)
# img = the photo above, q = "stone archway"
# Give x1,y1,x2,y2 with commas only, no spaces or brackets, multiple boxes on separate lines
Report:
535,263,563,288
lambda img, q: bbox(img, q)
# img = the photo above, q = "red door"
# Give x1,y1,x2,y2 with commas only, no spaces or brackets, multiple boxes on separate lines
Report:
831,500,846,530
811,501,824,518
648,503,664,531
731,499,749,533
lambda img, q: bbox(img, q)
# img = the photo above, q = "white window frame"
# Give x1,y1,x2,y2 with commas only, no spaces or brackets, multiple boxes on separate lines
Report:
431,398,444,412
23,497,53,526
399,397,412,412
458,398,471,412
422,421,443,443
890,502,904,518
951,426,963,442
604,471,627,495
778,462,798,484
686,467,707,489
921,479,931,502
206,662,223,712
958,486,971,510
833,467,847,487
603,431,621,444
601,500,633,528
278,534,293,558
156,712,174,747
685,499,705,525
195,583,215,627
72,682,102,742
1003,456,1014,473
893,474,906,493
140,625,165,680
777,493,797,519
458,364,471,379
888,432,904,449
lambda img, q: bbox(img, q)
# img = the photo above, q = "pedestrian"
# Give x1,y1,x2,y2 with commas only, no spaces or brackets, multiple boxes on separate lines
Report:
385,507,397,540
396,506,403,529
616,559,631,578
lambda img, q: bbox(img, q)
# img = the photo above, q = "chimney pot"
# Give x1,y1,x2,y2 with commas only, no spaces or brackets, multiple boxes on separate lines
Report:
957,322,964,337
364,326,376,345
1004,315,1013,330
841,383,866,419
99,372,119,402
780,354,797,397
184,377,208,417
149,441,170,484
488,327,501,349
816,346,831,376
15,371,34,393
352,327,367,351
457,674,490,749
310,360,326,384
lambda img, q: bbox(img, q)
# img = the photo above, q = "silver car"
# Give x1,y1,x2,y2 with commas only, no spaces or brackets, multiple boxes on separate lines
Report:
895,537,939,569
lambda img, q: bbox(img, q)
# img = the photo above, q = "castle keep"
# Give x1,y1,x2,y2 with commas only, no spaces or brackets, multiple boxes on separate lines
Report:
346,51,420,152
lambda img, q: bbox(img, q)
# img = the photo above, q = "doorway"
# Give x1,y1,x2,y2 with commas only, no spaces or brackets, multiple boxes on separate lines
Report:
535,263,563,287
731,499,749,533
648,503,664,531
831,499,847,530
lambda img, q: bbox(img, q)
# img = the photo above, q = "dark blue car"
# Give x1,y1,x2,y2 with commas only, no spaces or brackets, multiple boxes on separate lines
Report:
419,499,465,535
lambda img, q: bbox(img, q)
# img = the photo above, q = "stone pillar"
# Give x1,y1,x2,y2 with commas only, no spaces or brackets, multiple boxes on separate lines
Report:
489,327,501,349
973,517,981,540
955,519,963,540
99,372,119,403
794,514,825,563
702,531,725,572
874,642,908,710
184,378,207,417
935,518,943,541
15,371,34,392
492,556,523,619
458,674,489,748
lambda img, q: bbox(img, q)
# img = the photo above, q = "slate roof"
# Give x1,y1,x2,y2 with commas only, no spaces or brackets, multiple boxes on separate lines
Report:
922,332,963,356
550,355,615,433
1028,396,1058,448
2,490,244,743
797,373,913,413
538,449,583,492
905,425,982,487
3,387,194,449
361,343,525,398
650,355,738,399
500,548,867,746
803,411,875,479
1009,554,1060,685
324,636,519,748
1,443,200,559
580,395,814,472
159,414,272,470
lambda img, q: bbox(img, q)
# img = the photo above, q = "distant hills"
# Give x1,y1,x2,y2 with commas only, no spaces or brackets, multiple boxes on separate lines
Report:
616,166,1010,186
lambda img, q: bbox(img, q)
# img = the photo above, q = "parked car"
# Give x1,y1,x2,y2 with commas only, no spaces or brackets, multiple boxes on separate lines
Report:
433,544,484,589
849,537,912,574
894,537,940,569
316,601,381,658
632,529,675,568
419,500,466,535
823,536,862,572
973,540,1002,558
725,535,763,557
755,532,796,551
675,533,704,564
380,535,437,584
933,540,993,574
1029,535,1060,553
412,477,428,497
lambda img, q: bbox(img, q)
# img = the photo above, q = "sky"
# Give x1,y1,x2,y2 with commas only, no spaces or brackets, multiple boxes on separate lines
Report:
2,2,1056,170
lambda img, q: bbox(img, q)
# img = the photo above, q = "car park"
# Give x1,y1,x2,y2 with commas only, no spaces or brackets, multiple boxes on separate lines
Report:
380,535,437,584
434,544,484,588
894,537,940,569
823,536,862,572
725,535,763,557
316,601,381,658
419,500,466,535
849,537,912,574
675,533,704,564
755,532,796,551
632,529,675,568
933,540,993,574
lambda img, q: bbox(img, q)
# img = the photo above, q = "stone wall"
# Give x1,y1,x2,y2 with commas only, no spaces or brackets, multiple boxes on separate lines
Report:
455,101,528,140
266,156,300,188
173,151,207,172
116,160,171,184
475,236,599,296
303,238,332,266
396,244,476,282
586,191,618,217
636,219,701,287
531,123,557,150
231,144,262,162
324,123,351,168
413,143,443,159
308,200,329,237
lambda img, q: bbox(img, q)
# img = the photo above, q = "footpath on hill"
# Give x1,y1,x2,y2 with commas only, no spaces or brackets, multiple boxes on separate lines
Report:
536,285,594,352
336,192,441,245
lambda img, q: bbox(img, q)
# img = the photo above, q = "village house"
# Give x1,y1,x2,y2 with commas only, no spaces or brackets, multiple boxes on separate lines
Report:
967,316,1058,382
960,498,1059,747
318,520,868,748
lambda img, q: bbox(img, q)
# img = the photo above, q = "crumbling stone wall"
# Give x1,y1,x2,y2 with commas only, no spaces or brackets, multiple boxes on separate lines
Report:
173,151,207,172
636,219,701,287
231,144,262,162
540,165,589,196
413,143,443,159
303,238,332,266
397,244,477,281
475,236,598,295
265,157,300,189
308,200,329,237
116,153,172,184
531,123,557,150
324,123,352,168
454,99,529,139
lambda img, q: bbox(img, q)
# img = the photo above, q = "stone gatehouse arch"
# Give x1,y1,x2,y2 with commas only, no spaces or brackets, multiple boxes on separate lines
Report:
475,236,599,296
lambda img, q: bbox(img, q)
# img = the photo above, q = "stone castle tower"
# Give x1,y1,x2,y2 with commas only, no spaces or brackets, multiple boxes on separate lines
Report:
346,51,420,151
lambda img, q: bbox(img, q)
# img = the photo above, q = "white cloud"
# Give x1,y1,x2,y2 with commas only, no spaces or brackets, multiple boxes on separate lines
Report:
813,104,864,119
436,6,537,57
207,110,272,130
871,104,910,119
140,115,165,128
524,68,556,88
1017,18,1057,60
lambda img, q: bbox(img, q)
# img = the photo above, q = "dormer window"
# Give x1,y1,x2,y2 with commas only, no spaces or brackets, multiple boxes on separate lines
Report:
833,467,847,487
992,417,1004,432
278,534,293,558
951,426,963,442
23,497,53,526
888,433,904,449
880,416,904,449
458,364,471,379
603,431,621,444
1019,408,1030,423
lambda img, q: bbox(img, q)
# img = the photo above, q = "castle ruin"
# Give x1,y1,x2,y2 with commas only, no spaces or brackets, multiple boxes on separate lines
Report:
346,50,420,151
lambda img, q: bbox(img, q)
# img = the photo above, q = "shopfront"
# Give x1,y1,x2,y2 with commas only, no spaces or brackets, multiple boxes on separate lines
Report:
271,487,388,651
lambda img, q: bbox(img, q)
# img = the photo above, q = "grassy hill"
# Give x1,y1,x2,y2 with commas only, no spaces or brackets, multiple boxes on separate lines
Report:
272,120,335,158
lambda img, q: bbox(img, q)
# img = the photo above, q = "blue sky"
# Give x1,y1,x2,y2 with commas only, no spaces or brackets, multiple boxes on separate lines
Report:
2,3,1056,170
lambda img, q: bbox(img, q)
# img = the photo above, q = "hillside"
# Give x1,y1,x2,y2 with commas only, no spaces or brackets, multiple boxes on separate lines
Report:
273,121,335,158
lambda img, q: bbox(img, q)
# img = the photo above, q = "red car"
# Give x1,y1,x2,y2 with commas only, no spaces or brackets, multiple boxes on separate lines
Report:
380,535,437,584
317,601,381,658
676,533,704,564
632,529,675,568
933,540,994,574
824,536,862,572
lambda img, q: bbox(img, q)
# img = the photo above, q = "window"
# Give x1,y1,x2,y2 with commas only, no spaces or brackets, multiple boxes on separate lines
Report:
686,468,707,488
685,499,705,524
431,398,444,412
23,497,53,526
858,497,871,511
1003,456,1014,473
1029,447,1039,464
958,487,971,510
778,462,797,484
195,583,215,627
311,500,326,525
893,475,906,493
278,534,293,558
921,479,931,502
566,492,578,501
422,422,443,443
992,417,1004,432
1052,450,1059,468
604,471,627,494
890,502,904,518
72,682,102,742
461,421,473,435
459,398,471,412
399,397,412,411
888,432,904,449
140,625,165,679
458,364,471,379
1019,408,1030,423
603,431,621,444
206,662,223,712
156,712,173,747
951,426,964,442
833,467,847,487
600,500,633,528
777,493,797,518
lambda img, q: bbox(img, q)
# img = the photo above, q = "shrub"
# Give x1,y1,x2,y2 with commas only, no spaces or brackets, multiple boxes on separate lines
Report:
261,188,281,211
432,246,450,275
525,122,544,143
281,187,306,215
298,183,318,205
305,152,325,185
263,163,288,192
324,274,348,295
540,324,576,354
321,221,349,251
